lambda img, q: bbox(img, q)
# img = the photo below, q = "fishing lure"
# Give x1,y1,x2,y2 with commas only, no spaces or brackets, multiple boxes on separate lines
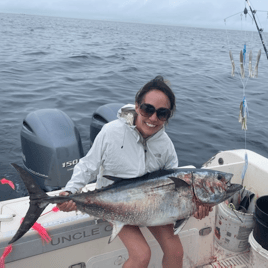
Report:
249,50,253,77
229,51,235,77
239,50,245,78
239,96,249,130
253,49,261,78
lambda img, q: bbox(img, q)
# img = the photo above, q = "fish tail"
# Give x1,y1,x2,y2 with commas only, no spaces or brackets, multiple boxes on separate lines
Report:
9,164,50,244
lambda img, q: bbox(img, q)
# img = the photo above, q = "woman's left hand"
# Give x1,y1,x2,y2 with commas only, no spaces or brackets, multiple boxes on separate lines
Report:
194,205,213,220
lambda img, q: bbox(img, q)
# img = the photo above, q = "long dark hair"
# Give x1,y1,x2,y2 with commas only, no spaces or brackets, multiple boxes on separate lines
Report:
135,75,176,118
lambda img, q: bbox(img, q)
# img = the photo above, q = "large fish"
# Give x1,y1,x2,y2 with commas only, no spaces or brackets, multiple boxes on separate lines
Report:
9,163,242,244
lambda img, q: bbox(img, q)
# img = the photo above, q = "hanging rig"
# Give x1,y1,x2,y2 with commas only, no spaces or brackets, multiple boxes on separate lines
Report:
224,0,267,184
224,0,268,131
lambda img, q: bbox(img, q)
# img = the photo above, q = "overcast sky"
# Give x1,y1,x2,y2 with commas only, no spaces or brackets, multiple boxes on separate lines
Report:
1,0,267,29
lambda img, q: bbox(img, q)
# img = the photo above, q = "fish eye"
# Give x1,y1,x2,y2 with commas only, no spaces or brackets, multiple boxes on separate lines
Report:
217,174,223,181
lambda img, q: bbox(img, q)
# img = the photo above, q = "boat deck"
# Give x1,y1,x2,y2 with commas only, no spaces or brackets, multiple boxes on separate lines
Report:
202,250,250,268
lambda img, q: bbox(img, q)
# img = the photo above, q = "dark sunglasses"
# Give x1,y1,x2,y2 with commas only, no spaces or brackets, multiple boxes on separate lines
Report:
139,103,171,121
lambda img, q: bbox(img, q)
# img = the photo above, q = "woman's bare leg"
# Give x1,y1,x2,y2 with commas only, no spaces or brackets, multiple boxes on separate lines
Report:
118,225,151,268
148,224,183,268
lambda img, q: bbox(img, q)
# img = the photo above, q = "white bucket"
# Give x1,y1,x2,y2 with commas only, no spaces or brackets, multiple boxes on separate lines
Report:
215,202,254,252
249,231,268,268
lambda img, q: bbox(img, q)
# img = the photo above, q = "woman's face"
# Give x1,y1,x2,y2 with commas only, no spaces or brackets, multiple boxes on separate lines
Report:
135,90,170,139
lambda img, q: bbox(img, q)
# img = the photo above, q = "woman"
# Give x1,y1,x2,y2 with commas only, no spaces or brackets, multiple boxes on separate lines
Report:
58,76,211,268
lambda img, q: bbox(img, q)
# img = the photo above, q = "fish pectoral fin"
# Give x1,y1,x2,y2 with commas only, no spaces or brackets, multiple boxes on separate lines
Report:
168,177,191,189
173,218,189,235
108,221,125,244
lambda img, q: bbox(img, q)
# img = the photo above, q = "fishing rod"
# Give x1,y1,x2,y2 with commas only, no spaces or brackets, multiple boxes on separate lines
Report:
245,0,268,60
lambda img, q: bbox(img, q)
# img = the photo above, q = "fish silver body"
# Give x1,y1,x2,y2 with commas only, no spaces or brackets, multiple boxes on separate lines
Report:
73,171,195,227
9,164,242,244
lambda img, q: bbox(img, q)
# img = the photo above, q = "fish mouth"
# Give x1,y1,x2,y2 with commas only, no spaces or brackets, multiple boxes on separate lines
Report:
226,184,243,198
209,183,243,204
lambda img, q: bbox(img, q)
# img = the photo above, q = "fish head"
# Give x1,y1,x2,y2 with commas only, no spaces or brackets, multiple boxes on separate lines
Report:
192,169,242,205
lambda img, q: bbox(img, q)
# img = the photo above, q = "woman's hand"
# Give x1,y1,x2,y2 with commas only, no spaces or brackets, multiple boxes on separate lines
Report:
194,205,213,220
57,191,77,212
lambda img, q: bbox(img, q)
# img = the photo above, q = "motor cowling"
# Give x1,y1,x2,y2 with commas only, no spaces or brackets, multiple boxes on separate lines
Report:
21,103,124,192
21,109,84,191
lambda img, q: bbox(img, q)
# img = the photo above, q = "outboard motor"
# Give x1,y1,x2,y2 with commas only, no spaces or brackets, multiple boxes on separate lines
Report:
21,109,84,191
90,103,124,145
20,104,123,192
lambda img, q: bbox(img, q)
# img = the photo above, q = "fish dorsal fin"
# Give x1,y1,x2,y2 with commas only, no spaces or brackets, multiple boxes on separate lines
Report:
103,175,122,183
108,221,125,244
168,177,191,189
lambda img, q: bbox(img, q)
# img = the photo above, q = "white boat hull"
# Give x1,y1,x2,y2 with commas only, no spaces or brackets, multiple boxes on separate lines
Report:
0,149,267,267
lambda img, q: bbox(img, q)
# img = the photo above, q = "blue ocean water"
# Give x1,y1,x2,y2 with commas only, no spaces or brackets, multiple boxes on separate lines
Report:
0,13,268,201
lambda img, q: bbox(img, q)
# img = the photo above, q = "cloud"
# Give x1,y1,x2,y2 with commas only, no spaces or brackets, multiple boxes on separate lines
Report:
0,0,267,29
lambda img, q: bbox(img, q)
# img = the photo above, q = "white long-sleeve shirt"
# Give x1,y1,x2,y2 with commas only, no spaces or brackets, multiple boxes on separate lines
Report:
64,104,178,193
